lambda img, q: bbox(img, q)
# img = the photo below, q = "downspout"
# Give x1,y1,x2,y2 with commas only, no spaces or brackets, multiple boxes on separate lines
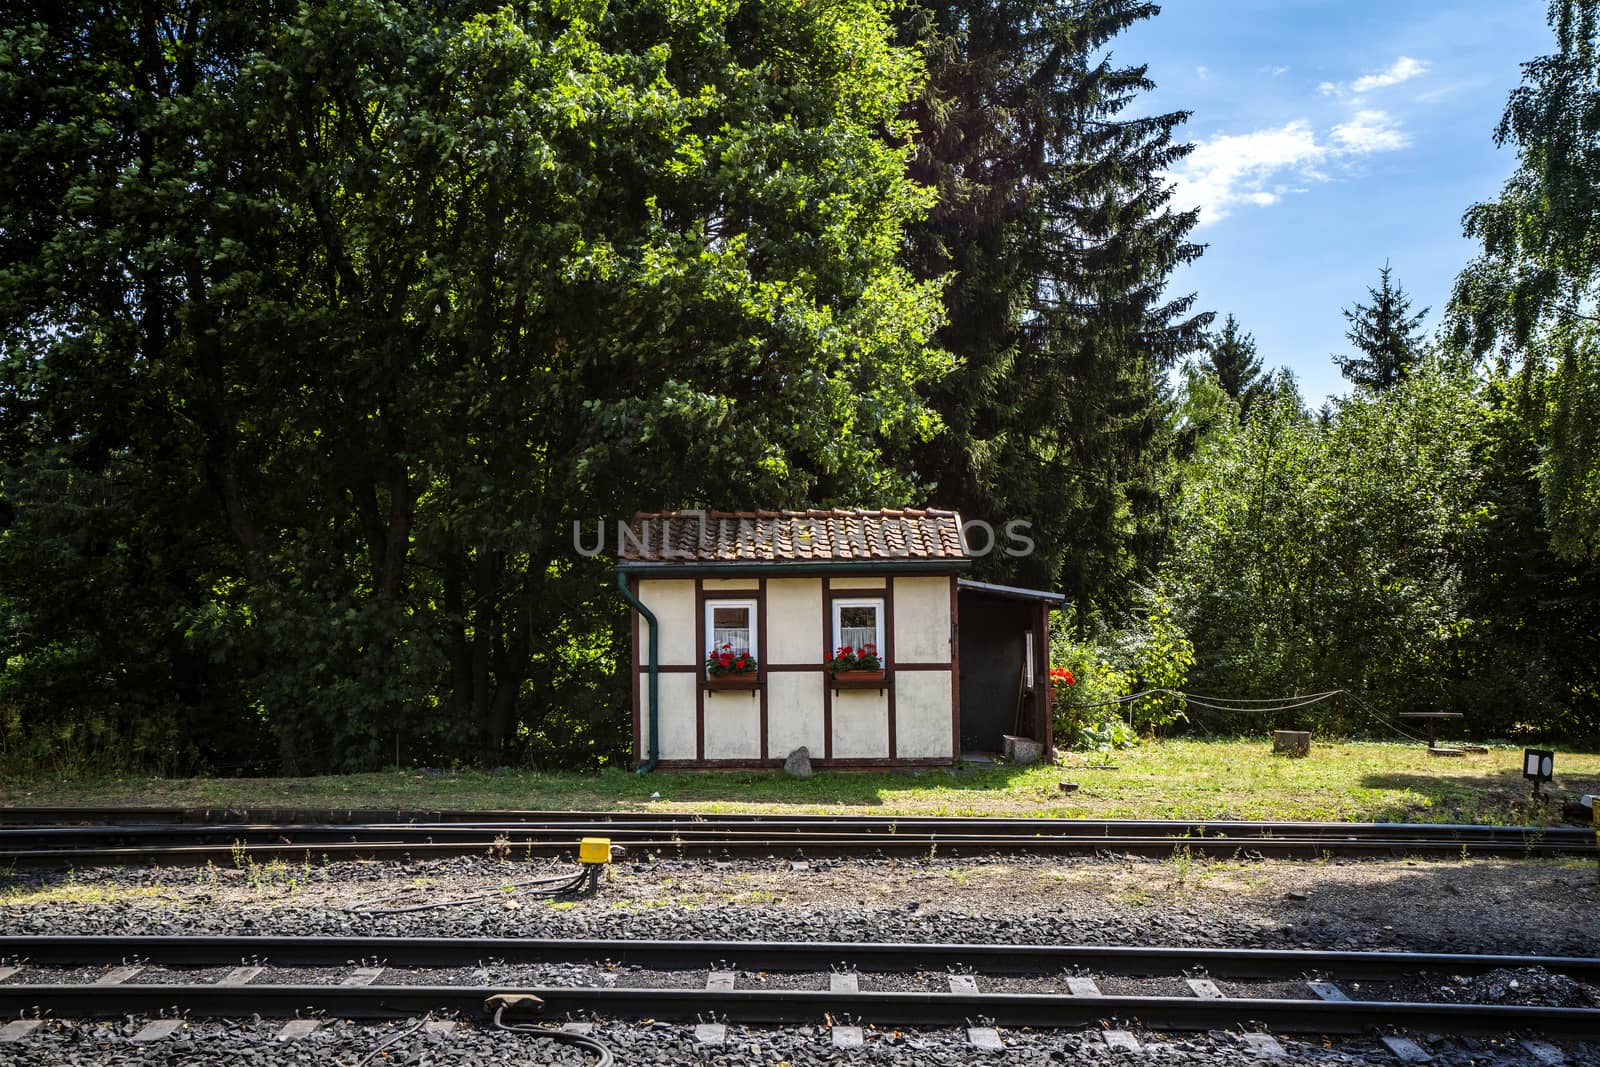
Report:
616,571,659,774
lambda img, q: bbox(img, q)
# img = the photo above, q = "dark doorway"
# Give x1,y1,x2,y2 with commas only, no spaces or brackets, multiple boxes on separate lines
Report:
957,588,1043,754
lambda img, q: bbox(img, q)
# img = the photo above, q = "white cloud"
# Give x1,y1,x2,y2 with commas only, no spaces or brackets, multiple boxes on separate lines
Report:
1196,65,1210,80
1321,56,1429,97
1259,65,1291,77
1351,56,1429,93
1165,54,1427,226
1414,79,1478,104
1167,111,1412,225
1165,121,1327,224
1332,109,1410,153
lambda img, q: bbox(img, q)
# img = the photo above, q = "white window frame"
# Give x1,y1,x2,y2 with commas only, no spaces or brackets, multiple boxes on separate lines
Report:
831,597,885,660
704,598,758,674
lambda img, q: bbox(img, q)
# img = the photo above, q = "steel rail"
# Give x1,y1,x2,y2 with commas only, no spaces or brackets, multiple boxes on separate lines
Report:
4,935,1599,981
1,806,1588,840
1,818,1589,844
0,983,1596,1036
0,832,1589,864
2,810,1591,864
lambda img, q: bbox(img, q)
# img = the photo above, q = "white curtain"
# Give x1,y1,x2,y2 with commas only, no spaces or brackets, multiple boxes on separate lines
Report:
840,625,876,651
838,604,878,653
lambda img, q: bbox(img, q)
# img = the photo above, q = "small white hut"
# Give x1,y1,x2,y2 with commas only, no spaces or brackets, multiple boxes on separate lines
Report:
617,509,1063,771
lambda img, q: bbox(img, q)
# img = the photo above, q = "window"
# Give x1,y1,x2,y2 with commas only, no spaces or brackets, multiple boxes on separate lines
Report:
832,598,884,659
705,599,757,666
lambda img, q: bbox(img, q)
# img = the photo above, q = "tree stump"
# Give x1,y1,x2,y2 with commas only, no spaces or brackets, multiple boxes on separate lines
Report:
1272,730,1311,758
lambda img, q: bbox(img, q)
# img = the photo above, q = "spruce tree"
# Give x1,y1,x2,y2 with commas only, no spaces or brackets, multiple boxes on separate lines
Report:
897,0,1209,605
1335,263,1429,391
1205,315,1267,415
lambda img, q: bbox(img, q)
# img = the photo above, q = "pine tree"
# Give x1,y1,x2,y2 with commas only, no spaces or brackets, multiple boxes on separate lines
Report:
1335,263,1429,391
896,0,1209,605
1205,315,1267,415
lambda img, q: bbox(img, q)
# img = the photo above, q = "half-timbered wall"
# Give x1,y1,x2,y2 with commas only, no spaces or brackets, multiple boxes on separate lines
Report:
631,573,957,768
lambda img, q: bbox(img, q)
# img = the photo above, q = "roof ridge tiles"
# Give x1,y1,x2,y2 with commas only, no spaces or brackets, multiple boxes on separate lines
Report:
620,508,967,563
629,507,959,518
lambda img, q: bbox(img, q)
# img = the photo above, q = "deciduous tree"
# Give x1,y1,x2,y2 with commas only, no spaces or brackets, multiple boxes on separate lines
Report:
1165,361,1480,721
0,0,945,770
1449,0,1600,561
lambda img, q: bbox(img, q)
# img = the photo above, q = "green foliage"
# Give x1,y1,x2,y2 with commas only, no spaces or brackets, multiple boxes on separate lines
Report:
1168,362,1240,498
0,452,235,774
11,0,1587,773
1075,719,1137,761
1543,332,1600,559
1161,350,1600,742
1445,368,1600,740
1124,594,1193,735
1049,621,1133,742
1048,589,1192,742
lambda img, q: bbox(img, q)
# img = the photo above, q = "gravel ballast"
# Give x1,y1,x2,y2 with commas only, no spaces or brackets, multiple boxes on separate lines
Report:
3,852,1596,955
0,1016,1584,1066
3,851,1598,1065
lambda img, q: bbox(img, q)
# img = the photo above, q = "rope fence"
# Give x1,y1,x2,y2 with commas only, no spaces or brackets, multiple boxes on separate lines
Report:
1059,688,1346,715
1058,686,1440,744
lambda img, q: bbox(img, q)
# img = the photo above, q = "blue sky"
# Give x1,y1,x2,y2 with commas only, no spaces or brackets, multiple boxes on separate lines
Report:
1119,0,1552,403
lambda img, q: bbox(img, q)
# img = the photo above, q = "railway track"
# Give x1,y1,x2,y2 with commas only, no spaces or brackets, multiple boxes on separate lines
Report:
0,809,1591,863
0,935,1596,1040
6,932,1600,979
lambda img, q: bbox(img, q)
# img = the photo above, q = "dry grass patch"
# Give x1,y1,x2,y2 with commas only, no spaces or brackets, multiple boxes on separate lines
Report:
1,881,169,907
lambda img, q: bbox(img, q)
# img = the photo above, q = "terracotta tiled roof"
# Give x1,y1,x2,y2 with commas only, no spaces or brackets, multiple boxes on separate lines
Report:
620,509,967,564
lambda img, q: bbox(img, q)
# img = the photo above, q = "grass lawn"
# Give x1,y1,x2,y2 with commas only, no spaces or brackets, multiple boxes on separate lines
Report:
4,740,1598,824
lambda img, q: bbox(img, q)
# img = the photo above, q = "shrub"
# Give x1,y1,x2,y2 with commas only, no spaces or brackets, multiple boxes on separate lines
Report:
1050,590,1193,745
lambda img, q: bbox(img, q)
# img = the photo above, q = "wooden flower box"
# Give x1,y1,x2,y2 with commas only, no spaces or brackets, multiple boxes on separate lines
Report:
703,673,760,691
830,669,888,691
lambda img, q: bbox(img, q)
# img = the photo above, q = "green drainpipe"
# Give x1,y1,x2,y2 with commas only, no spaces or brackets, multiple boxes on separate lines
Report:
616,571,659,773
